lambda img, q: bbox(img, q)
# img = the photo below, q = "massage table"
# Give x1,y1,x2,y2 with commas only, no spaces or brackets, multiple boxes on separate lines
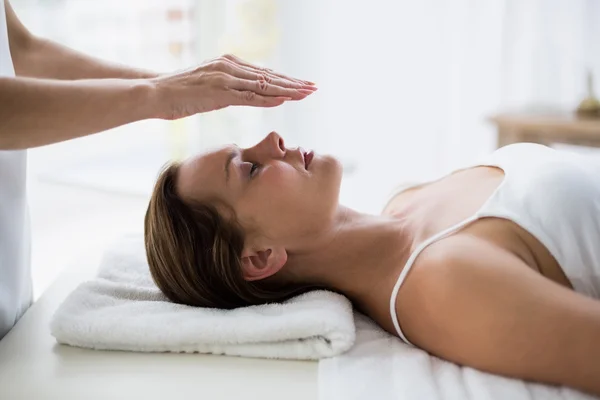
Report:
0,251,318,400
2,247,595,400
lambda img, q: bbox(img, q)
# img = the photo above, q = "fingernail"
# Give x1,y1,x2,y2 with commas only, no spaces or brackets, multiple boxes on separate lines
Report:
303,81,316,85
301,85,318,91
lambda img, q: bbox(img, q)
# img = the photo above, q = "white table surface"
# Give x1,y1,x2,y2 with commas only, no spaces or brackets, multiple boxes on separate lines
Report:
0,251,318,400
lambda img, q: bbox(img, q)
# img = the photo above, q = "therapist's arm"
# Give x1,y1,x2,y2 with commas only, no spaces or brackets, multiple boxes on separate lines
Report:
0,60,314,150
5,0,158,80
0,77,155,149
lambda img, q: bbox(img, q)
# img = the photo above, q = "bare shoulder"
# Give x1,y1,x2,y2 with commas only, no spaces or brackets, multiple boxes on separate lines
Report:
395,234,600,394
396,233,553,330
399,233,512,293
394,235,507,335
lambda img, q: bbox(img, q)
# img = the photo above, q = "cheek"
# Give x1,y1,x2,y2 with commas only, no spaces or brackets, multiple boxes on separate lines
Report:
261,164,303,197
237,166,305,228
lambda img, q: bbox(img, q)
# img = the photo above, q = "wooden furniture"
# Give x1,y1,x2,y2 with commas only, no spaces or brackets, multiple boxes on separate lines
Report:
489,111,600,149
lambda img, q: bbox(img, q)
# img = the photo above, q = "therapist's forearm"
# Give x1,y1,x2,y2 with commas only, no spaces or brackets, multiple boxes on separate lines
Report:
0,76,155,150
12,36,159,80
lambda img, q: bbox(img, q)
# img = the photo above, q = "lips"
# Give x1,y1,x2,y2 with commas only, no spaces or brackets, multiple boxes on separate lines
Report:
303,150,314,170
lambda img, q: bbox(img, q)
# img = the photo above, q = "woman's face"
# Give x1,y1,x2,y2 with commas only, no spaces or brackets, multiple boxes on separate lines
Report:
176,132,343,249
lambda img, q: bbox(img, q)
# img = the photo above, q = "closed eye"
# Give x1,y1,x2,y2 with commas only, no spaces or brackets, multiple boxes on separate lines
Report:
247,162,261,178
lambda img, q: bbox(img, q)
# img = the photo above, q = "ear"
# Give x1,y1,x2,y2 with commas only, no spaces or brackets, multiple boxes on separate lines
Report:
241,246,288,281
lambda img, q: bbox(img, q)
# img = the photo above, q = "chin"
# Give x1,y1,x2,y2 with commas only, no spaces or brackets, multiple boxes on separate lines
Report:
318,154,344,198
309,153,343,188
328,155,344,183
315,154,343,173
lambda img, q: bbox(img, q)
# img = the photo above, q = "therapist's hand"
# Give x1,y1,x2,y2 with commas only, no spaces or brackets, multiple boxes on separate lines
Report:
150,54,317,120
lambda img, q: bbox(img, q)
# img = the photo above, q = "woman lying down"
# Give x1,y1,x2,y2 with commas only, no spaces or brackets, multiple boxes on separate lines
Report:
144,131,600,396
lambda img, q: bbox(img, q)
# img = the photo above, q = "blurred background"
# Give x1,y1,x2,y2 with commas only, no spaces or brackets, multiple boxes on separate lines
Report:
10,0,600,298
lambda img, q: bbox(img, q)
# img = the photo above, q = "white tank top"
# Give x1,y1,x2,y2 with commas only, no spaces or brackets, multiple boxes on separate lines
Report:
389,143,600,346
0,0,32,339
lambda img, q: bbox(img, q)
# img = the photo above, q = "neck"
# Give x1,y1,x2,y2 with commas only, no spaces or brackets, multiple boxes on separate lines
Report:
283,205,415,307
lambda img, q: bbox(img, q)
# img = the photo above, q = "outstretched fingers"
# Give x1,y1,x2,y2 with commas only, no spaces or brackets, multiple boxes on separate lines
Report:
221,53,316,86
228,89,292,107
227,76,314,100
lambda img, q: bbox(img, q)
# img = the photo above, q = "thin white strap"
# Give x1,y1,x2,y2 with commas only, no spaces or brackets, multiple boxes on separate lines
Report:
389,215,479,345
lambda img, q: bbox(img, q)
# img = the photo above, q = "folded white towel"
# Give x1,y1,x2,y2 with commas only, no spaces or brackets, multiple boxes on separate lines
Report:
50,234,355,360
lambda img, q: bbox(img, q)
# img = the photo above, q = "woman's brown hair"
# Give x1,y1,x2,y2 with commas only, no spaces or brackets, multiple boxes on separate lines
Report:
144,163,318,309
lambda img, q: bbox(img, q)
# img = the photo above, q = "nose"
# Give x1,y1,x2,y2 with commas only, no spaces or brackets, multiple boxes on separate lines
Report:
254,131,286,159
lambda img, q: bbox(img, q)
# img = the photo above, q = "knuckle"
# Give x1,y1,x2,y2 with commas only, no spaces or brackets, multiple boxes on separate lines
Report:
213,59,229,71
243,91,256,101
260,73,272,84
203,61,218,71
257,79,268,91
212,71,228,85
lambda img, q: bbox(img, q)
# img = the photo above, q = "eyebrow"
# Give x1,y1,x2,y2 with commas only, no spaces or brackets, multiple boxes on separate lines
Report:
224,146,240,185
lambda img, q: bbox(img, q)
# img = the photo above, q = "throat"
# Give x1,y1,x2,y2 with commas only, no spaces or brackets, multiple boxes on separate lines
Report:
284,208,415,307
